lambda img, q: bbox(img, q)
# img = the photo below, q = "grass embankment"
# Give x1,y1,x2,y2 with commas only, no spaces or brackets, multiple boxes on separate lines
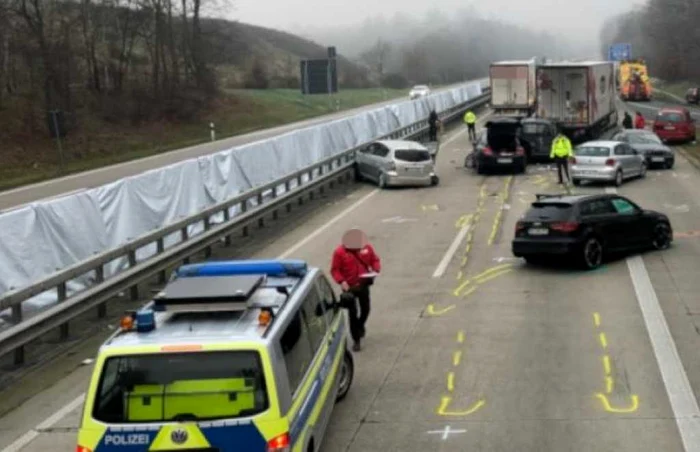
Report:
653,80,694,102
0,88,406,191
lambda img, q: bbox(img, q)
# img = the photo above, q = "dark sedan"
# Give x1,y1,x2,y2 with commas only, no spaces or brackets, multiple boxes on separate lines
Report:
612,129,675,169
512,193,672,269
472,117,527,174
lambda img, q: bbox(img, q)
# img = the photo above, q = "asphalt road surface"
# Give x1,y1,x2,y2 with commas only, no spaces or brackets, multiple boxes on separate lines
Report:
3,111,700,451
0,82,475,212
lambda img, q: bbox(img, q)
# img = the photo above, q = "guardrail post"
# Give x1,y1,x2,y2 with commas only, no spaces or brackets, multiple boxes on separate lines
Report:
272,187,279,220
203,217,212,258
128,250,139,300
285,181,292,213
308,170,315,201
319,165,327,194
241,200,249,237
156,238,166,283
223,209,232,246
181,227,191,264
297,174,304,205
96,265,107,318
12,305,24,365
257,193,265,228
58,282,69,339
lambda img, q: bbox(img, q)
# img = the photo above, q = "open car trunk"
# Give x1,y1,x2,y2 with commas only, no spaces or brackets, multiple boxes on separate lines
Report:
487,121,520,154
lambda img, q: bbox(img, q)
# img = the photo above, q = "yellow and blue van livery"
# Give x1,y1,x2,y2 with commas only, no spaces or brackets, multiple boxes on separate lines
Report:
77,259,354,452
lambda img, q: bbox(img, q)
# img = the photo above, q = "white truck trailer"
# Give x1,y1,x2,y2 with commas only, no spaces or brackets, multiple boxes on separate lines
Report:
489,59,537,117
536,61,617,142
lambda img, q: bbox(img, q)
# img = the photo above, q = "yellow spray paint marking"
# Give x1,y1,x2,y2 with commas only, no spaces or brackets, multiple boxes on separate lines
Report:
606,376,614,394
455,214,473,228
426,304,456,316
437,397,486,416
456,271,464,281
599,333,608,349
595,394,640,413
487,176,513,246
593,312,601,327
456,331,465,344
475,269,512,285
447,372,455,392
453,264,513,296
452,351,462,367
603,355,611,375
422,204,440,212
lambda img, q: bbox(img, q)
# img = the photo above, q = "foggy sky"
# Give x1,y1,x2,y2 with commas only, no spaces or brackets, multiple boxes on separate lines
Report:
234,0,639,49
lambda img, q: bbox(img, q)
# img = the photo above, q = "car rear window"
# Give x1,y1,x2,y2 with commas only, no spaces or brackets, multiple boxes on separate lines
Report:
92,351,268,423
575,146,610,157
394,149,431,162
525,203,573,221
657,112,684,123
521,124,548,135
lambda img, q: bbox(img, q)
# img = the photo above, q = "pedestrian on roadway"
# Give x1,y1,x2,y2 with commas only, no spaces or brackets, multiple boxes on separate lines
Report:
464,110,477,142
331,228,381,352
428,110,441,141
635,111,646,129
622,112,633,129
550,129,574,185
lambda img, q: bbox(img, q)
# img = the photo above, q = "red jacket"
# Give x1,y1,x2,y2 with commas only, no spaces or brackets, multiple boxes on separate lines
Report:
635,114,646,129
330,244,381,288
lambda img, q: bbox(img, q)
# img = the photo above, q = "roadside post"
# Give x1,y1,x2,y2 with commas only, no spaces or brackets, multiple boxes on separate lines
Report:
47,109,66,172
210,122,216,142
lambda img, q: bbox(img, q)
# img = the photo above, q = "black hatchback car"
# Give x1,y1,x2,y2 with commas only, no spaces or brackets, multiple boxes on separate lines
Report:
512,193,672,269
472,117,527,174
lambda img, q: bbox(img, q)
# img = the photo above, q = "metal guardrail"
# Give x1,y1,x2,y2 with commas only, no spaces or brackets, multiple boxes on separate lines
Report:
0,90,490,365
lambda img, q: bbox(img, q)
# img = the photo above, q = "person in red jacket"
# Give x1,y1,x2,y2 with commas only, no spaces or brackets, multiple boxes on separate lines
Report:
634,111,646,129
331,229,381,351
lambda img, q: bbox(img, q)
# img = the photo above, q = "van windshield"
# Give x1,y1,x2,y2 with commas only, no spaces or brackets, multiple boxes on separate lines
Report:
92,351,268,423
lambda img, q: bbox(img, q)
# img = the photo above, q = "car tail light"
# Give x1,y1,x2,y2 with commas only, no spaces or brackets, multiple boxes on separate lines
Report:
515,221,527,233
550,222,579,233
516,147,525,156
605,158,616,166
570,157,577,164
387,161,396,171
268,433,291,451
482,146,493,156
76,447,92,452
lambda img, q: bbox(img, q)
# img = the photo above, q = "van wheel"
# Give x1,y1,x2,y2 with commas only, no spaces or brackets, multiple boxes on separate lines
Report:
336,351,354,402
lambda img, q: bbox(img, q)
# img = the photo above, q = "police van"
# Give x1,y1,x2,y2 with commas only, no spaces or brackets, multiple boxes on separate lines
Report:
76,259,354,452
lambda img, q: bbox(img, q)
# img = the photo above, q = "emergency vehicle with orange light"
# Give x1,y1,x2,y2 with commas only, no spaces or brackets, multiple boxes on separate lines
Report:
76,259,354,452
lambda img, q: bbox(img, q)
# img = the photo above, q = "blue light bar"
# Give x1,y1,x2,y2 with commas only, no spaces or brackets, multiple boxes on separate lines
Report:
176,259,308,278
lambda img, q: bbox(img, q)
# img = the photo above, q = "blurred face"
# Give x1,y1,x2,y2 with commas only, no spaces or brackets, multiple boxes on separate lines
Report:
342,229,368,250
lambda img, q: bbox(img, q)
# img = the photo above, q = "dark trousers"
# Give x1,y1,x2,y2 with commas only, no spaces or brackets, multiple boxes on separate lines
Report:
344,285,371,343
467,123,476,141
429,127,437,141
555,157,570,183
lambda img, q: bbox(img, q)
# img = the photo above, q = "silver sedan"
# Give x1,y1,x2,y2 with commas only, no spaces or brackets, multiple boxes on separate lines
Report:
571,140,647,187
354,140,439,188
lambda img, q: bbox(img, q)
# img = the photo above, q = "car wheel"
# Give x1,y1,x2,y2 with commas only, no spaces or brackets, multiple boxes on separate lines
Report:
651,222,672,250
354,165,363,182
614,170,623,187
476,162,485,175
524,255,546,266
378,173,388,189
336,350,354,402
431,175,440,186
572,178,581,186
580,236,604,270
640,163,647,178
666,160,675,170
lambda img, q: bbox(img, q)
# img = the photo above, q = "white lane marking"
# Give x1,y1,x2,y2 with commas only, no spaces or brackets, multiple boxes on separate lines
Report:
433,225,471,278
608,185,700,451
426,425,467,440
278,189,379,259
1,394,85,452
627,256,700,452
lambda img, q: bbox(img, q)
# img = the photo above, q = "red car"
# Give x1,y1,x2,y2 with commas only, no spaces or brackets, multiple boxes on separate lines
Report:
653,108,696,143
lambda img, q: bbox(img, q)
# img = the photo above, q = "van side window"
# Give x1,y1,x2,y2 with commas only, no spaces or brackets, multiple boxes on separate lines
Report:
316,276,337,325
300,288,328,353
279,310,313,395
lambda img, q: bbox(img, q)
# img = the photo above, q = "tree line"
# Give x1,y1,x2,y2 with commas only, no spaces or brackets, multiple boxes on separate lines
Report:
0,0,230,130
601,0,700,81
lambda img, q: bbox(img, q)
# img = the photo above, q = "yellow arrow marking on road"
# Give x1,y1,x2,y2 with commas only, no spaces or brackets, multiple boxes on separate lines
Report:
426,304,456,316
437,397,486,416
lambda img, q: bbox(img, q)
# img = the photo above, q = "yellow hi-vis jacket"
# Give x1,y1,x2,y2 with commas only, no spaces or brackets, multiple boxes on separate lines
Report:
464,111,476,124
550,134,573,158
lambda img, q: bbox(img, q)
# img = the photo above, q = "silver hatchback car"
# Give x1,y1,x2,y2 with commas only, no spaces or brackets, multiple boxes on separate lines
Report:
571,140,647,187
355,140,439,188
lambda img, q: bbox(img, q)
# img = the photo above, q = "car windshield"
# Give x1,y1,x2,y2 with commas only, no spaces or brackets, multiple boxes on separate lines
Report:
657,112,684,123
575,146,610,157
627,133,662,145
92,351,268,423
394,149,431,162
